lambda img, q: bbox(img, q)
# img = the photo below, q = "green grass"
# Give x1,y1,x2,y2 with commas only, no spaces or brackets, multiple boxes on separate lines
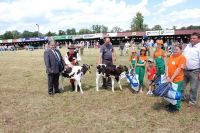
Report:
0,48,200,133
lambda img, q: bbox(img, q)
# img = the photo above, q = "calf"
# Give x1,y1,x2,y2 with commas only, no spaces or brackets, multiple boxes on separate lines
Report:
61,64,91,94
96,64,128,92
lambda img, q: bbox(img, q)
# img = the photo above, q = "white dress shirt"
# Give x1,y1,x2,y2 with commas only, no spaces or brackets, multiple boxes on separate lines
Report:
183,42,200,70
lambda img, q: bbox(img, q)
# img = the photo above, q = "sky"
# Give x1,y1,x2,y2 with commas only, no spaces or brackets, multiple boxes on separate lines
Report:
0,0,200,34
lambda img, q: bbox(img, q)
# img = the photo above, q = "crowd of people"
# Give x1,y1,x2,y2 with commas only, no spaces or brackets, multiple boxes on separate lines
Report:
128,32,200,112
43,32,200,113
0,44,16,51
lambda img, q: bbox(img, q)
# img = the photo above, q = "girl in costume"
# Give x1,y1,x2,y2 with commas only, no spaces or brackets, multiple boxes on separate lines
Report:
136,47,147,93
153,39,166,76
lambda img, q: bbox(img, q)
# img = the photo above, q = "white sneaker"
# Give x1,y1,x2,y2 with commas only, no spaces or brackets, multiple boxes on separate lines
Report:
147,90,151,95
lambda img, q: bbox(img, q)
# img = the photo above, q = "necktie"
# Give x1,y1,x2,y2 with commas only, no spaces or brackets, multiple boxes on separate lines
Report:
53,50,60,61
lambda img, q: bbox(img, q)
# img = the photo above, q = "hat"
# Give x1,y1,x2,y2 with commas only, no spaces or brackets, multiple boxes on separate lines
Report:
148,58,154,63
132,49,136,53
156,40,163,45
140,47,146,51
68,45,76,49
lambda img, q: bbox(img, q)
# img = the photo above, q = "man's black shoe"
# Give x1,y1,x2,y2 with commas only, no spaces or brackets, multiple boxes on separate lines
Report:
55,89,62,93
49,92,54,96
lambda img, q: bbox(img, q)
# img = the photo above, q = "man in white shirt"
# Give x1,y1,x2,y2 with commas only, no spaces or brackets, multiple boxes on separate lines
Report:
183,32,200,106
124,41,130,54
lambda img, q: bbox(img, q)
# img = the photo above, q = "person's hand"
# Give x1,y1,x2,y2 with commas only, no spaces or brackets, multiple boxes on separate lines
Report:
97,61,101,65
167,77,173,82
166,77,170,82
133,70,136,74
49,69,53,73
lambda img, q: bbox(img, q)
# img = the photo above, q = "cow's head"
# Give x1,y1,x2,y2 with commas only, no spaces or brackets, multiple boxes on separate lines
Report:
116,65,129,74
96,64,106,75
81,64,92,75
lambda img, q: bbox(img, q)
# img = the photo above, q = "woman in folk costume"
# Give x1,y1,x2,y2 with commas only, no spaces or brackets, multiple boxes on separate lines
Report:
136,47,147,93
153,39,166,76
65,45,81,90
166,44,186,113
129,49,137,73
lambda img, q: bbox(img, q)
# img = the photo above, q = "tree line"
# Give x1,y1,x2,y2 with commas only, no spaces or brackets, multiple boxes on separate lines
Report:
1,12,200,40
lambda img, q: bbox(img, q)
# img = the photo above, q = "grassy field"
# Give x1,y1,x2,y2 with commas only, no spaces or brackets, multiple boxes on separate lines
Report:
0,48,200,133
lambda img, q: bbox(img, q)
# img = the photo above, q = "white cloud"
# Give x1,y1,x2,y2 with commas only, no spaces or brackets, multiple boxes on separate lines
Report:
167,8,200,20
161,0,186,7
154,0,186,14
151,8,200,29
0,0,150,34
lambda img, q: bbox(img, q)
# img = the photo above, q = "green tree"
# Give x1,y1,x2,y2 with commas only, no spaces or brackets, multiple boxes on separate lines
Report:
58,30,66,35
45,31,57,36
131,12,144,31
32,31,43,37
151,25,162,30
78,29,92,34
180,26,186,30
22,30,34,38
186,25,200,30
111,26,122,33
101,25,108,33
143,24,150,31
66,28,76,35
92,25,101,33
12,30,21,38
91,25,108,33
2,31,14,39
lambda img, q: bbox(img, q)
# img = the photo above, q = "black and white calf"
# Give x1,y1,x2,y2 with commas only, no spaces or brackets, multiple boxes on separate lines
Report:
96,64,128,92
61,64,91,94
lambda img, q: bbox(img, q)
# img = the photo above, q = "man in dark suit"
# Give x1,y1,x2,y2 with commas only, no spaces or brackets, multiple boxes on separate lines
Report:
44,40,64,96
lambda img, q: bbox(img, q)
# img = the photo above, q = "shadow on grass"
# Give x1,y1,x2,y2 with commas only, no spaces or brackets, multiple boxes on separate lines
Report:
61,83,95,93
152,101,167,111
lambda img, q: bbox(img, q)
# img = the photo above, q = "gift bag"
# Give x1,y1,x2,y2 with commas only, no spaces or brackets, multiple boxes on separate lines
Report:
126,73,139,91
164,83,181,105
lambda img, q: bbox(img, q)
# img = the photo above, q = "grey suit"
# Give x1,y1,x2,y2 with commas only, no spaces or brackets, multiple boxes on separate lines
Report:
44,49,64,95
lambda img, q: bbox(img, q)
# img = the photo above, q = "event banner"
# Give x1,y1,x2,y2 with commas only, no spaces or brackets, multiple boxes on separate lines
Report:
146,30,160,36
22,37,48,42
159,30,175,35
53,36,67,40
146,30,175,36
82,33,103,39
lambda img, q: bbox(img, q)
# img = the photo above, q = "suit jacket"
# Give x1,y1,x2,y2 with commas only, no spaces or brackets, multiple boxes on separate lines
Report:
44,49,64,74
